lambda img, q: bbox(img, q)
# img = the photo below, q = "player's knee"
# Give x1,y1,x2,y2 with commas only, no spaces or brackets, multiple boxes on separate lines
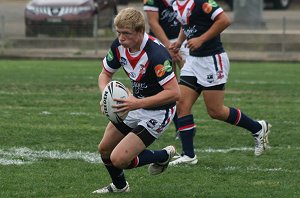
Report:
207,109,222,120
98,143,110,157
110,155,128,169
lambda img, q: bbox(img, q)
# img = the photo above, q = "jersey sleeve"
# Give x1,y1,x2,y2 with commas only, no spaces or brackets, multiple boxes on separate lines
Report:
199,0,224,21
143,0,159,12
102,39,121,74
151,49,175,86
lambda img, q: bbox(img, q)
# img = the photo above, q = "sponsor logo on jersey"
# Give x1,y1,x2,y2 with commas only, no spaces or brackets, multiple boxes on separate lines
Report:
183,25,197,39
106,49,113,61
120,57,127,66
155,64,166,77
209,0,218,7
132,82,148,97
202,3,213,14
129,72,136,78
144,0,154,5
164,60,172,72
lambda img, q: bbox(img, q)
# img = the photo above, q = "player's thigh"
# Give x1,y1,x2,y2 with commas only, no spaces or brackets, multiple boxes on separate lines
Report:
99,122,125,156
110,132,145,167
177,84,199,117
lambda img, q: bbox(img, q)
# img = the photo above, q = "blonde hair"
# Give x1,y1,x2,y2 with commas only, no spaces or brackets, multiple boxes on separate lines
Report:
114,7,145,33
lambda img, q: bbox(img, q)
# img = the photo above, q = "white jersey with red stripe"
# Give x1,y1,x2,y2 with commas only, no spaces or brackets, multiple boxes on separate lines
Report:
102,33,176,110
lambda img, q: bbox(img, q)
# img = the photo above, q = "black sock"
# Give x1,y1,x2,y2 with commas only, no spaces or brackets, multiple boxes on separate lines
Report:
178,114,196,158
226,107,262,135
101,157,127,189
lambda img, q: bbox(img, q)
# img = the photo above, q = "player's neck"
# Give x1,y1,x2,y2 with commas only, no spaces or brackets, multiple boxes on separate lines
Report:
128,36,144,53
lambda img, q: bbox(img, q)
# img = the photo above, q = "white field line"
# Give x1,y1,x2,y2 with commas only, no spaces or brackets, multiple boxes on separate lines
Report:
0,147,102,165
39,111,90,116
203,166,299,173
196,147,254,153
1,147,299,174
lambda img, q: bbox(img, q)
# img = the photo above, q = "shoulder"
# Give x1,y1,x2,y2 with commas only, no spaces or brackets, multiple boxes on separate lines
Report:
145,38,170,60
110,39,121,50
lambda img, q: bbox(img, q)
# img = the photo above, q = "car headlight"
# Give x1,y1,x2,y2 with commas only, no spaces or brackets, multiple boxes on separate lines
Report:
26,4,37,14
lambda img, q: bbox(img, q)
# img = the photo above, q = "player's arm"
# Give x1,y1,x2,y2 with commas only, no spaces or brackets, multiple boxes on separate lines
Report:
114,77,180,112
98,68,113,93
169,28,186,53
187,12,231,51
146,11,182,62
146,11,171,48
137,77,180,108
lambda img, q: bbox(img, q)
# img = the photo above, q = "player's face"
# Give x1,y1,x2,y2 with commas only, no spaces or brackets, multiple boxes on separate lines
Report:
116,28,143,52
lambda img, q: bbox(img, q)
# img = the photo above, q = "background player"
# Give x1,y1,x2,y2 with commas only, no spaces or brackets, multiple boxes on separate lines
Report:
169,0,271,166
143,0,188,74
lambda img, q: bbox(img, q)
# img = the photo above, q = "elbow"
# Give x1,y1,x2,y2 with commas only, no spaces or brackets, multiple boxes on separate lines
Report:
224,14,232,27
226,18,232,27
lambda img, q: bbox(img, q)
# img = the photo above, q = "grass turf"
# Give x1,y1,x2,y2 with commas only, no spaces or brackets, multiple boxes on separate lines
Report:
0,60,299,197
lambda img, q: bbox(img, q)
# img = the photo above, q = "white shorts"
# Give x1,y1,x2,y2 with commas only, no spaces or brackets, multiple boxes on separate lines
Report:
180,52,230,87
123,106,176,139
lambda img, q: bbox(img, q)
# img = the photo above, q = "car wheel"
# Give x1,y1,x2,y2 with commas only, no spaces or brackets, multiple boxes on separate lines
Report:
25,25,38,37
272,0,290,9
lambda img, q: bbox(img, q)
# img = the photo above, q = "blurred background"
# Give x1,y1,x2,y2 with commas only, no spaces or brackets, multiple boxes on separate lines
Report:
0,0,299,61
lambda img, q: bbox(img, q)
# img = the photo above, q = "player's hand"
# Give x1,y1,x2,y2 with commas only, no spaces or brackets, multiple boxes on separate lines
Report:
112,94,140,113
169,42,181,53
186,37,204,51
168,49,182,62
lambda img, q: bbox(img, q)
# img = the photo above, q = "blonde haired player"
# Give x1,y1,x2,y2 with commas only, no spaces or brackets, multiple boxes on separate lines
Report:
93,8,180,194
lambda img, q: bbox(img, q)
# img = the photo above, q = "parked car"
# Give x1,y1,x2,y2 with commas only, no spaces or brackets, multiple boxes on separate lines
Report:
25,0,117,37
224,0,292,10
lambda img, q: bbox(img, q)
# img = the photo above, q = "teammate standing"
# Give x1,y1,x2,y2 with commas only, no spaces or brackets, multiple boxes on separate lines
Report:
143,0,188,74
169,0,271,166
93,8,180,193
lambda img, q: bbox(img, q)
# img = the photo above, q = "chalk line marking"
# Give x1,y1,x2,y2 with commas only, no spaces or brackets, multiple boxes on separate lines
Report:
0,147,101,165
1,147,299,174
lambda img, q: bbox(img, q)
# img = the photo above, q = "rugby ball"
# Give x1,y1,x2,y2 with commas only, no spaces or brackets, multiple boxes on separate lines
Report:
101,81,129,123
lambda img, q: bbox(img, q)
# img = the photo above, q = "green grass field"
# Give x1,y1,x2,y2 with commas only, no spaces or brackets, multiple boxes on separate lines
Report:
0,59,299,198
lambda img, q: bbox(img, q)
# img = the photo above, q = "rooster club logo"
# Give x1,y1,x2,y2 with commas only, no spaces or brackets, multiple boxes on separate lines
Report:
207,74,214,83
147,119,158,128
